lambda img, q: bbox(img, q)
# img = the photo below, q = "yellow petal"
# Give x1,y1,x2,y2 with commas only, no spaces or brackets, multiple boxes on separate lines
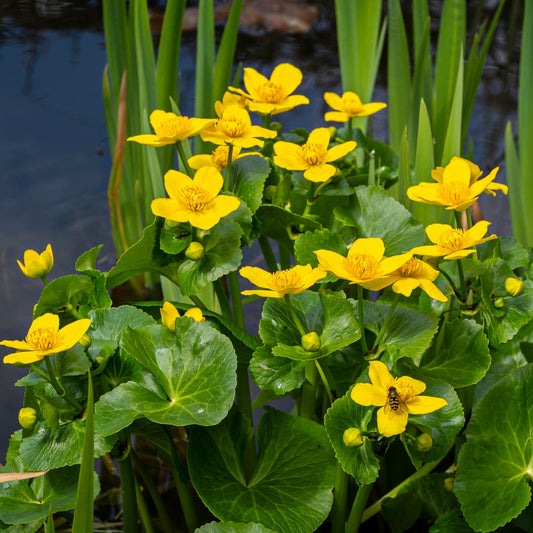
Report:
0,339,33,350
164,170,193,199
161,301,180,331
274,142,308,171
348,238,385,261
193,166,224,198
406,395,447,414
350,382,387,406
378,253,412,276
368,360,393,391
240,266,274,289
392,278,420,297
127,134,171,147
270,63,303,95
151,198,190,222
188,154,216,170
304,164,336,183
307,128,331,148
398,375,426,396
465,220,491,243
324,111,350,123
183,307,205,322
409,244,449,257
442,158,471,188
377,405,409,437
56,319,92,351
417,279,448,302
425,223,453,245
188,211,222,231
325,141,357,163
243,67,270,97
241,289,285,298
211,195,241,220
323,92,343,111
359,102,387,116
28,313,59,336
4,351,44,365
314,250,354,280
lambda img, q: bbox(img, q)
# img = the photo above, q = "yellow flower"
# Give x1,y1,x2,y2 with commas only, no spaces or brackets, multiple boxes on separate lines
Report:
230,63,309,115
200,105,277,148
410,221,497,260
273,128,357,183
239,264,326,298
151,167,240,230
1,313,91,365
127,110,215,147
407,157,502,211
431,156,507,197
161,302,205,332
18,407,38,430
383,256,448,302
314,238,411,290
214,91,248,116
351,361,447,437
17,244,54,279
188,145,259,172
324,91,387,122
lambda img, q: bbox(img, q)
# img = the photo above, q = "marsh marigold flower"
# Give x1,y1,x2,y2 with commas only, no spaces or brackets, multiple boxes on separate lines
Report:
188,145,259,172
410,221,497,260
151,167,240,230
407,157,503,211
230,63,309,116
161,302,205,332
200,105,277,148
351,361,447,437
127,110,215,147
239,264,326,298
18,244,54,279
324,91,387,122
314,238,411,290
274,127,357,183
383,256,448,302
1,313,91,365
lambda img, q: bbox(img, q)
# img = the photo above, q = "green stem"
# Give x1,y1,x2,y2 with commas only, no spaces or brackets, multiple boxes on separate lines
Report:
135,480,155,533
357,285,368,354
188,294,207,310
346,483,373,533
315,359,334,405
279,242,291,269
284,294,306,337
164,427,199,532
214,278,233,319
466,208,473,229
228,271,244,329
236,362,253,422
40,276,49,286
117,433,139,533
176,141,194,177
456,259,467,302
372,293,400,350
42,358,82,412
131,449,174,533
348,118,354,140
300,361,318,419
361,460,440,523
437,265,460,296
331,464,349,533
223,144,234,192
262,114,272,129
258,235,278,272
314,179,331,198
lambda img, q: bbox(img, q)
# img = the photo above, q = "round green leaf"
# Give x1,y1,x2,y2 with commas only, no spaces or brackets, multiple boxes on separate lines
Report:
294,228,347,269
419,318,491,388
188,407,336,533
324,389,381,484
178,219,243,295
232,155,271,214
95,320,237,435
455,363,533,532
195,521,275,533
159,221,192,255
34,275,95,317
334,185,425,255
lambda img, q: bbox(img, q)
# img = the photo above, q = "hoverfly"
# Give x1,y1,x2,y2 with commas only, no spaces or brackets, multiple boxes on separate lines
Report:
387,386,401,411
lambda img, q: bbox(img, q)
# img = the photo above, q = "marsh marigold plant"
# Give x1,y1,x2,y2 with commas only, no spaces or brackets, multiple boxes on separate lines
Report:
17,244,54,280
323,91,387,122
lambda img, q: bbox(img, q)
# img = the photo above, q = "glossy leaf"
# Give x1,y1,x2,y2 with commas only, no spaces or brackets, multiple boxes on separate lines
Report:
294,228,347,269
188,407,336,533
232,155,271,214
33,275,94,317
196,522,274,533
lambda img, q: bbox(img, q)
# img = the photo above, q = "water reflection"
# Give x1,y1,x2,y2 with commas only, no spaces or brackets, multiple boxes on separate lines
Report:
0,1,520,460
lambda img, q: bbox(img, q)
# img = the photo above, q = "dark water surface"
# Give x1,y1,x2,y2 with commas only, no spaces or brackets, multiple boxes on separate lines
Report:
0,1,519,460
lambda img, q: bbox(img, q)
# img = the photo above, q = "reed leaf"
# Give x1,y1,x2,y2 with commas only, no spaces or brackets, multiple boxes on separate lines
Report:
441,55,463,166
505,123,525,245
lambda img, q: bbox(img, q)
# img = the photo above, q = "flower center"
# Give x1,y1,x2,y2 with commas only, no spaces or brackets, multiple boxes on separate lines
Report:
342,94,363,115
176,185,212,212
392,378,416,402
399,258,424,277
218,117,247,138
257,81,284,103
301,143,326,166
442,181,471,205
439,228,467,250
26,327,58,350
271,269,299,290
155,115,191,138
347,254,379,279
211,146,230,168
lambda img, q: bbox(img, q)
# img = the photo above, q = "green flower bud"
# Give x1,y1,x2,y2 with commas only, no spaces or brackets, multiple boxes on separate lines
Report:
79,333,91,348
443,477,455,492
270,122,282,133
165,219,180,228
264,185,277,201
185,242,205,261
505,277,525,297
18,407,38,430
493,297,505,309
328,126,338,139
343,427,364,448
415,433,433,452
301,331,321,352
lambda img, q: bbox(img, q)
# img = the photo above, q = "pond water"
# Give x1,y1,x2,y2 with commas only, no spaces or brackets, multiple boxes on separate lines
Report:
0,0,519,460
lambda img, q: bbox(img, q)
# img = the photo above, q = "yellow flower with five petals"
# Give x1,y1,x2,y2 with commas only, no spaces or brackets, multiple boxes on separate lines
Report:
127,110,215,147
407,157,501,211
151,167,240,230
314,238,411,290
1,313,91,365
188,145,259,172
410,221,497,260
324,91,387,122
230,63,309,116
239,264,326,298
351,361,447,437
18,244,54,279
274,128,357,183
161,302,205,332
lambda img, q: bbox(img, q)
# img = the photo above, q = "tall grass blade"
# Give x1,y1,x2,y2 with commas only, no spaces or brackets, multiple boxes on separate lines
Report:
441,55,464,166
71,371,95,533
505,123,525,244
44,506,55,533
397,126,410,207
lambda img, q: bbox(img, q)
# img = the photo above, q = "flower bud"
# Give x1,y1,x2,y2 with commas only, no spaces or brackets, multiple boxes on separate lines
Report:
493,297,505,309
328,126,337,140
18,407,38,430
415,433,433,452
161,301,180,332
79,333,91,348
505,277,525,297
443,477,455,492
264,185,277,201
17,244,54,279
301,331,321,352
185,242,205,261
270,122,282,133
165,219,180,228
183,307,206,323
343,427,364,448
